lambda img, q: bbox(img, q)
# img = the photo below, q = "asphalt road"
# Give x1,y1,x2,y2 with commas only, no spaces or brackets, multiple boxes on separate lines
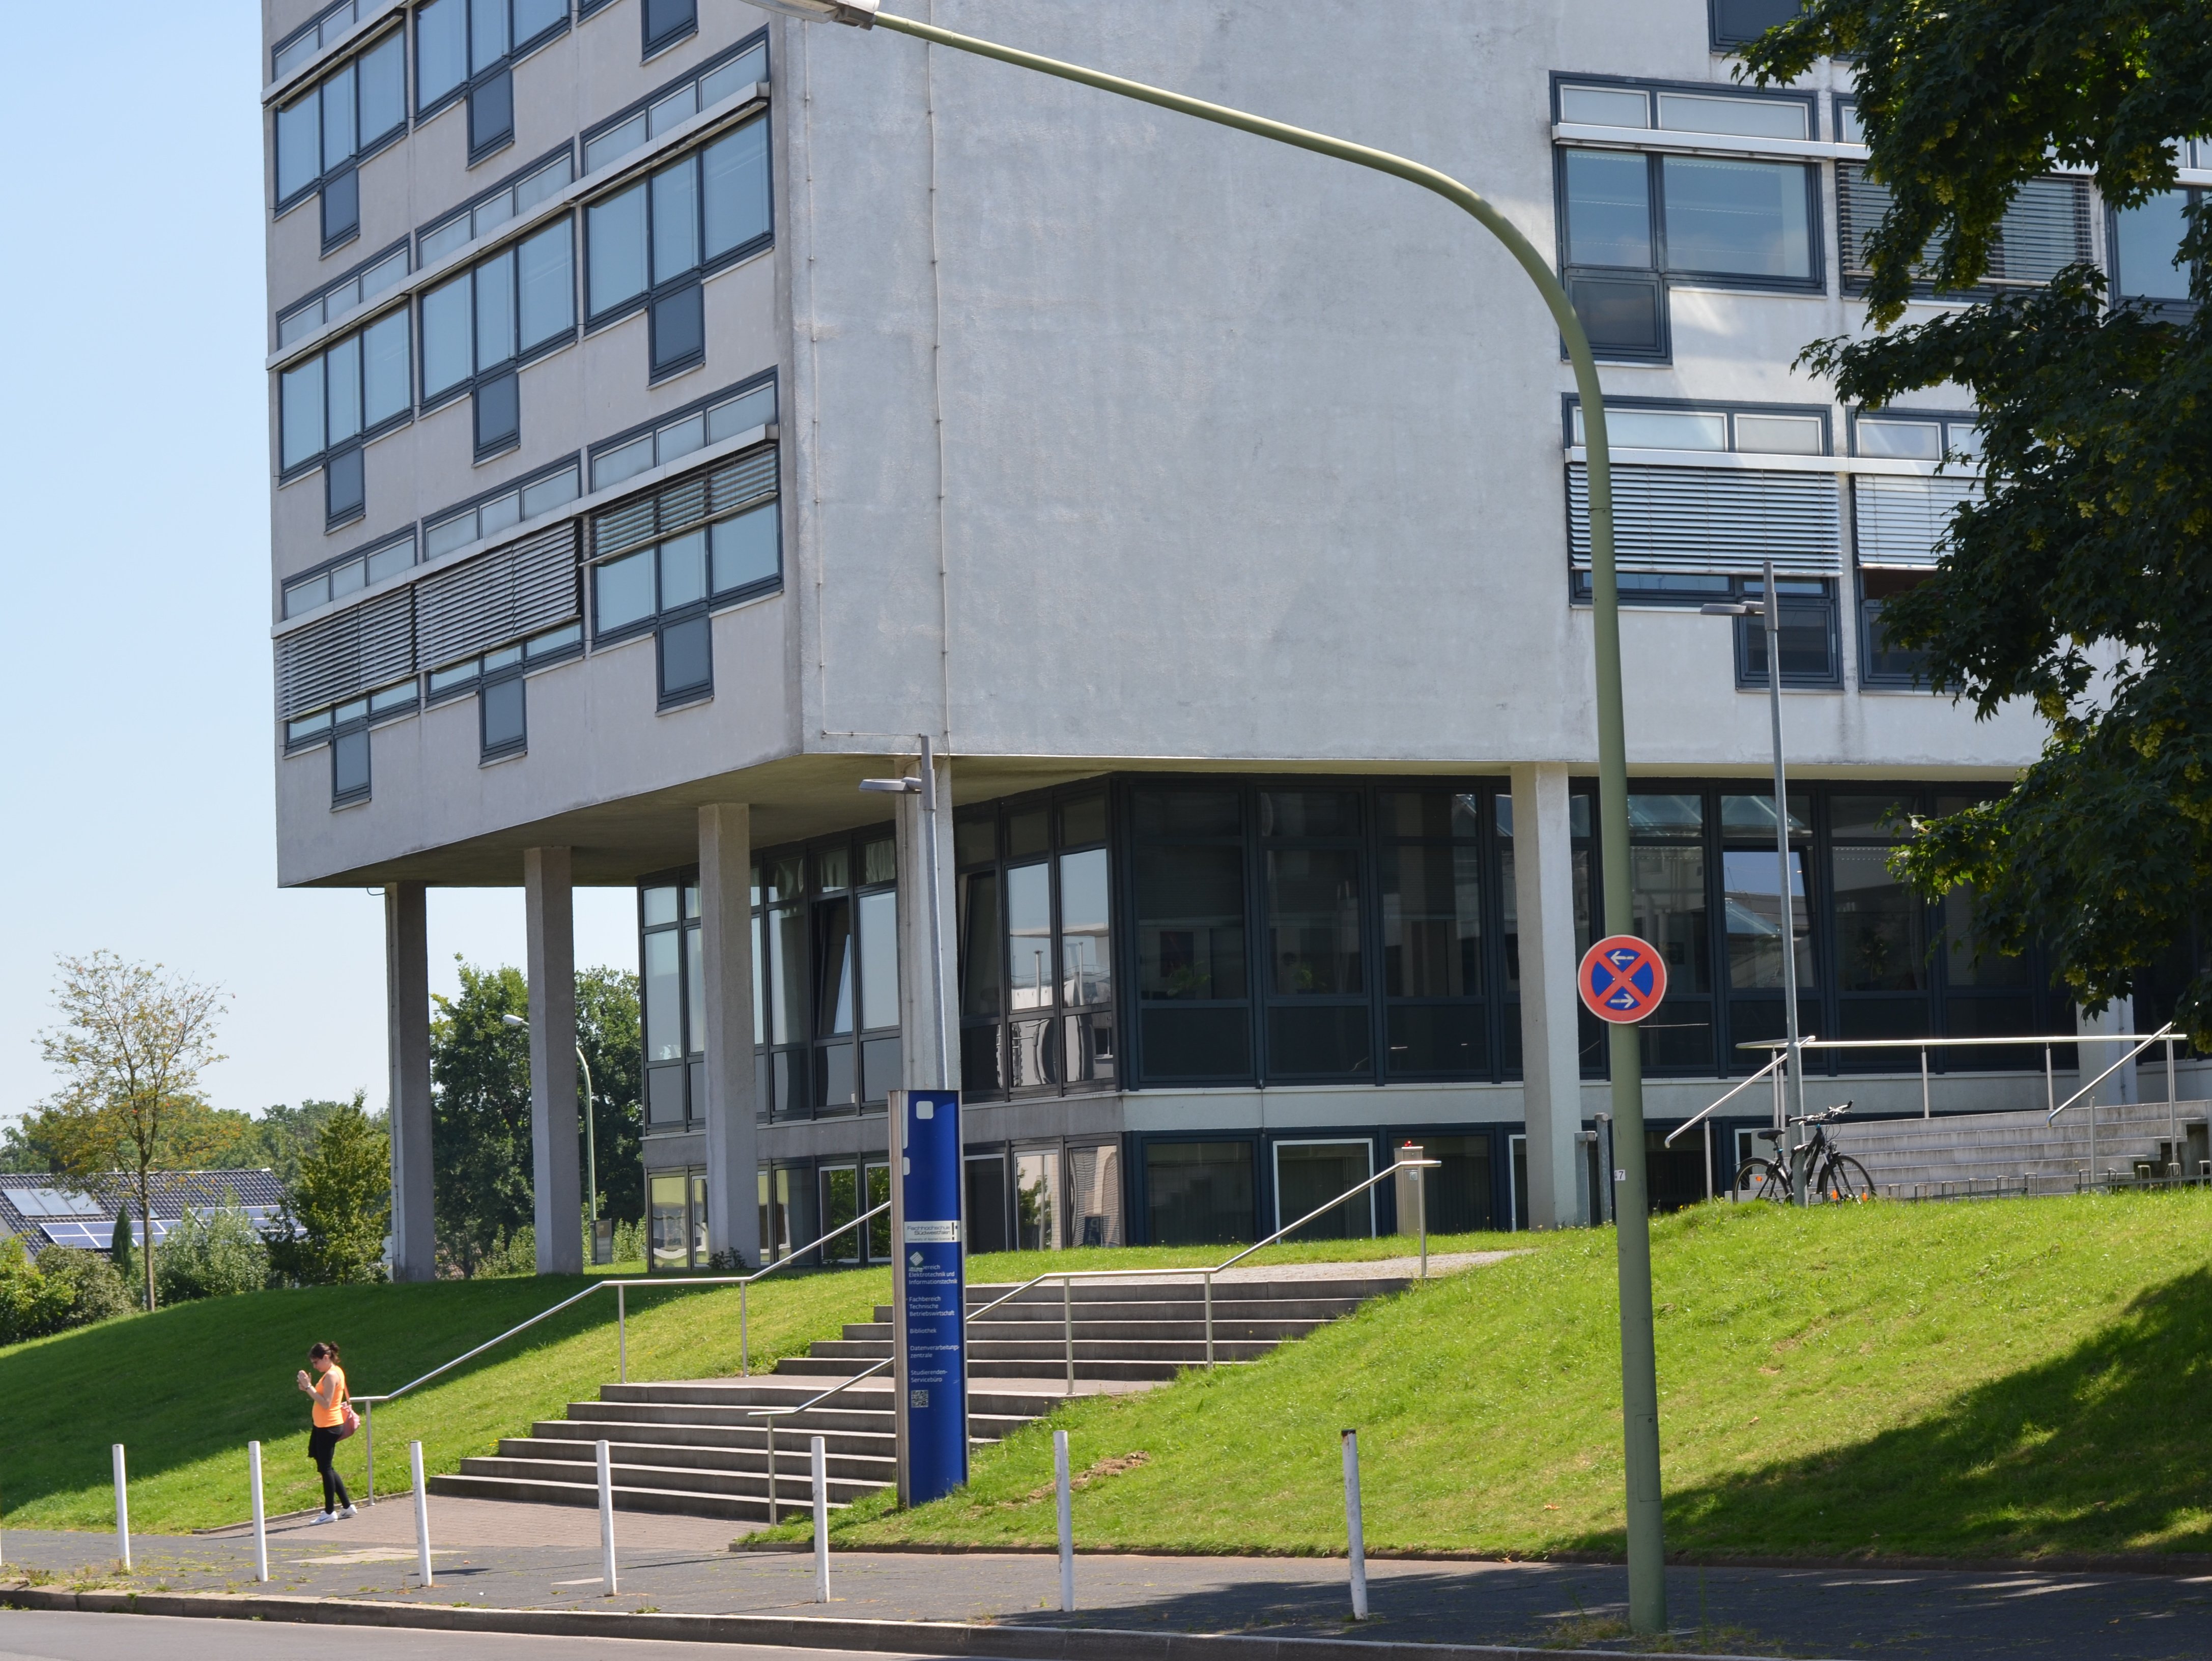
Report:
0,1609,945,1661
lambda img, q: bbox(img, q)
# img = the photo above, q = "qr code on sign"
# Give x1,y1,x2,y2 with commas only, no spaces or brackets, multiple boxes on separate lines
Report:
910,1389,929,1408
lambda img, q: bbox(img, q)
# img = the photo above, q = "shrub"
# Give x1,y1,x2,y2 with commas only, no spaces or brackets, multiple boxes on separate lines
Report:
475,1225,537,1278
264,1100,390,1286
0,1238,135,1343
38,1247,135,1326
155,1207,270,1303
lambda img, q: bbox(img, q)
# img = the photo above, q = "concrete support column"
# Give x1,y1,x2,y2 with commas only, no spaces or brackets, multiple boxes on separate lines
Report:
384,881,436,1281
699,804,761,1267
895,752,958,1092
525,846,583,1274
1511,763,1589,1228
2077,996,2140,1108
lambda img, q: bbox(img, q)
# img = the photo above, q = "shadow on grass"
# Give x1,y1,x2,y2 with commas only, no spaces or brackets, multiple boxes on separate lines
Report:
1642,1265,2212,1560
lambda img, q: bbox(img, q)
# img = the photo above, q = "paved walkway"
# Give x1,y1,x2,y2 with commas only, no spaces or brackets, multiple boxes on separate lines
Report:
7,1502,2209,1658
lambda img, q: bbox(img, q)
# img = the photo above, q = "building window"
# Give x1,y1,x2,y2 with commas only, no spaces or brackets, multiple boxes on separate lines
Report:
640,878,704,1133
426,623,580,703
1553,80,1820,361
415,0,571,159
584,116,772,375
2111,180,2205,311
278,241,411,349
1128,786,1251,1086
748,829,901,1121
325,446,366,527
583,36,767,177
1708,0,1804,50
817,1162,893,1263
1496,791,1603,1078
956,790,1117,1100
419,219,576,438
1718,791,1817,1054
1858,568,1932,688
592,378,775,489
642,0,697,58
283,530,417,619
327,697,377,805
1848,409,1980,690
274,27,407,246
1627,793,1714,1073
274,0,389,79
1144,1140,1255,1247
424,457,581,559
1838,167,2091,296
287,680,417,752
1260,790,1371,1081
647,1167,713,1269
588,450,783,709
419,148,575,267
1733,575,1841,689
1379,791,1487,1080
476,646,527,759
279,310,413,479
1828,793,1929,1055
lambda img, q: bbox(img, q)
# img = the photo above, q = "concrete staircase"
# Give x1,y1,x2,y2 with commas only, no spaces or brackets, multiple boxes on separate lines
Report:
428,1270,1408,1523
1835,1099,2209,1197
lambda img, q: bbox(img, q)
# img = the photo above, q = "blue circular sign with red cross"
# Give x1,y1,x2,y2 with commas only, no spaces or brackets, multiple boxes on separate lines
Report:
1578,934,1668,1024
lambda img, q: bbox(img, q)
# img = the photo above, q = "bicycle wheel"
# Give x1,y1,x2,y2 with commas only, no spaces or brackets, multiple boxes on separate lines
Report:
1818,1155,1875,1204
1733,1158,1791,1202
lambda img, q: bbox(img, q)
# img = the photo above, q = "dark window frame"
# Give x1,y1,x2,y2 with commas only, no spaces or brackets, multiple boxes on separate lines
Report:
954,786,1119,1104
2107,186,2205,316
584,450,785,658
477,646,528,760
581,111,775,337
638,873,706,1135
641,0,698,59
277,307,416,485
1707,0,1806,52
416,216,580,419
329,701,373,806
273,23,410,218
413,0,573,128
276,236,413,352
420,451,583,560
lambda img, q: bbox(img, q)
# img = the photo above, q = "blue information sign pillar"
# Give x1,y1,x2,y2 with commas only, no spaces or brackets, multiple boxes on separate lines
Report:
891,1088,968,1506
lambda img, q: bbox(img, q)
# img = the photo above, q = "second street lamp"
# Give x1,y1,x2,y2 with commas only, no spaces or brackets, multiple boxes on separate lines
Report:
748,2,1666,1629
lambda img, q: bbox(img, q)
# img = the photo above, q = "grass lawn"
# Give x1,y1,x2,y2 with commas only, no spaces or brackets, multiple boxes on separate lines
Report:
0,1232,1491,1537
797,1193,2212,1562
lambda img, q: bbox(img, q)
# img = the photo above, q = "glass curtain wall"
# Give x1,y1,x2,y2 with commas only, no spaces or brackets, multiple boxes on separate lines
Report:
749,828,899,1122
639,876,703,1131
955,788,1116,1099
1495,793,1602,1076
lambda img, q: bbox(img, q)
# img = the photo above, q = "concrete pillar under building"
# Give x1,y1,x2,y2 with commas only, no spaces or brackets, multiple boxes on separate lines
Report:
525,846,583,1274
1511,763,1590,1228
895,750,958,1093
698,803,761,1267
384,880,436,1281
2077,996,2140,1109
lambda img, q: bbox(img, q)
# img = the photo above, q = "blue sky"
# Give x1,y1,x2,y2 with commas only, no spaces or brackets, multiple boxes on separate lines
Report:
0,4,635,1128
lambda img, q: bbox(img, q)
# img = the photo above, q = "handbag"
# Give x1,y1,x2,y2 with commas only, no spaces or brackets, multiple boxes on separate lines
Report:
335,1394,360,1441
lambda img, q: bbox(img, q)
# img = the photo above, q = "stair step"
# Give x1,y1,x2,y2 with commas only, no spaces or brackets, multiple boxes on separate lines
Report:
427,1472,840,1523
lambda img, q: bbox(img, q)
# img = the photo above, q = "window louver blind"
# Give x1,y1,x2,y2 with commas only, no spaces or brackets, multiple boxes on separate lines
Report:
1566,462,1841,577
416,521,580,670
1853,474,1978,568
1838,166,2089,288
277,587,415,717
592,444,779,560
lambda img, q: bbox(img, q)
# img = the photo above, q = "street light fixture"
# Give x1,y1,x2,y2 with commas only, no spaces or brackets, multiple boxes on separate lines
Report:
1701,559,1810,1202
503,1013,606,1256
762,5,1662,1630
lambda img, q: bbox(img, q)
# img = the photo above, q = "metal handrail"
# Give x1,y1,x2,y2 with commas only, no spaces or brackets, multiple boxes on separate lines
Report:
745,1359,894,1524
351,1198,890,1504
2048,1024,2176,1122
1665,1050,1789,1147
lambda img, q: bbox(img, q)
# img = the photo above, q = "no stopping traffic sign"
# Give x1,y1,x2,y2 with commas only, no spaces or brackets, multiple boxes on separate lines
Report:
1578,934,1667,1024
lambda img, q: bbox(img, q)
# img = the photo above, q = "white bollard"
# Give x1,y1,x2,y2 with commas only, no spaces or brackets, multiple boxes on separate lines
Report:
409,1441,434,1587
1054,1429,1074,1613
1341,1428,1367,1620
810,1435,830,1604
248,1441,270,1583
597,1440,618,1594
111,1444,131,1571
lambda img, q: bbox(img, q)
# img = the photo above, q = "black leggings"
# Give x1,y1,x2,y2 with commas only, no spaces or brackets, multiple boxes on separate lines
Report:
307,1426,352,1512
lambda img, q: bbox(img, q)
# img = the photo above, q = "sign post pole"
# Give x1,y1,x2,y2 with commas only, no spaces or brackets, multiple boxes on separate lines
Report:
891,1087,968,1507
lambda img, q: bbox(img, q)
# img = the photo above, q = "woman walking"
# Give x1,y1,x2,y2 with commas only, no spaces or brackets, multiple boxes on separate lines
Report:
297,1340,357,1523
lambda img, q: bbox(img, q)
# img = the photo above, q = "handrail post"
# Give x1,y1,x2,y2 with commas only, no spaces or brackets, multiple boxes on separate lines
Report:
766,1415,777,1526
2045,1044,2054,1120
618,1284,627,1384
1920,1045,1930,1120
363,1399,375,1505
1204,1272,1215,1369
1416,1163,1428,1279
741,1281,750,1378
1703,1120,1712,1202
2168,1034,2179,1168
1063,1277,1074,1396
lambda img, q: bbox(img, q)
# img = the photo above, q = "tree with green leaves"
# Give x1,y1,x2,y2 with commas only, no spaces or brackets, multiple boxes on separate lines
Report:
429,960,642,1275
35,953,230,1312
265,1097,390,1285
1744,2,2212,1033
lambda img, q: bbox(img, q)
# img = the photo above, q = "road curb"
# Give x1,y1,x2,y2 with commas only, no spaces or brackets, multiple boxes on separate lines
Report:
733,1539,2212,1577
0,1585,1804,1661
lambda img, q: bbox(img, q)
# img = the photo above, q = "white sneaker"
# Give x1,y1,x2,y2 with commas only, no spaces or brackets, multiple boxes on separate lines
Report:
309,1511,336,1525
338,1505,358,1520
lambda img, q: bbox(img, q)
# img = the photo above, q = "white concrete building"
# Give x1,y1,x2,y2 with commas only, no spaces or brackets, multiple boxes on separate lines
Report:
262,0,2206,1277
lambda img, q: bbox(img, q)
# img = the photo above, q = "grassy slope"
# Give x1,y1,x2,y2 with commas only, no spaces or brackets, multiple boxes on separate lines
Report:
816,1194,2212,1561
0,1234,1481,1535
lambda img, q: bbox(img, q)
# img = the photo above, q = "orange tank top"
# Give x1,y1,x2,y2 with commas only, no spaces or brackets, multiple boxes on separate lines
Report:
312,1365,349,1428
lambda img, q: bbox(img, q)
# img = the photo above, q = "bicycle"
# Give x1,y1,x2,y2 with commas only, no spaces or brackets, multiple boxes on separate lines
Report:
1734,1103,1875,1204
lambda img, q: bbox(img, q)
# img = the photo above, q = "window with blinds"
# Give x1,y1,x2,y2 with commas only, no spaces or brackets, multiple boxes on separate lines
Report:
416,520,582,671
1566,462,1842,577
1853,475,1978,568
1837,167,2092,293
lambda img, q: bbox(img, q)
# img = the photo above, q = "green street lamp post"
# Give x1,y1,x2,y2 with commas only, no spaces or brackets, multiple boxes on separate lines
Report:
505,1013,603,1261
746,0,1665,1629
